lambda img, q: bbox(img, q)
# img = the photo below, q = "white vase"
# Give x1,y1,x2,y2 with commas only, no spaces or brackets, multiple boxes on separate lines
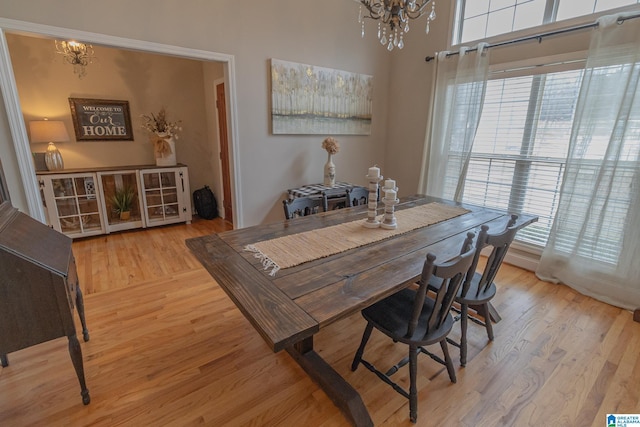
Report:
155,133,177,167
324,153,336,187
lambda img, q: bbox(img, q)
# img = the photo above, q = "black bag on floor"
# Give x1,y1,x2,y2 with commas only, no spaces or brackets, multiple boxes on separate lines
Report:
193,185,218,219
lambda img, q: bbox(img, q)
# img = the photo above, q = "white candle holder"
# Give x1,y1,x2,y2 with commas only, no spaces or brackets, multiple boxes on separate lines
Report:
381,187,399,230
363,173,383,228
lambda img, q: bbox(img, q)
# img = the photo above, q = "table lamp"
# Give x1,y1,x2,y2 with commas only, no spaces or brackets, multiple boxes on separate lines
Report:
29,119,69,171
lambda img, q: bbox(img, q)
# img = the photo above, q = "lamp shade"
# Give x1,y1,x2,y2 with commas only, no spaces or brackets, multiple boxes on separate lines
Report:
29,120,70,143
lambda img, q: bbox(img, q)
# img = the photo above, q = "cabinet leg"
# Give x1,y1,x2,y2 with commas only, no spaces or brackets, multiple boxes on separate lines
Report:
76,286,90,342
67,334,90,405
1,354,8,367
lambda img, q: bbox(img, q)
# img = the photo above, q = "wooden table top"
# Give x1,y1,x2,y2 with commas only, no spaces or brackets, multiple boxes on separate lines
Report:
186,195,538,353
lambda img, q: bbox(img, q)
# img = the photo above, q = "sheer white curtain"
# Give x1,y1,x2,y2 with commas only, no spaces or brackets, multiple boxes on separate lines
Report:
537,13,640,310
420,43,490,201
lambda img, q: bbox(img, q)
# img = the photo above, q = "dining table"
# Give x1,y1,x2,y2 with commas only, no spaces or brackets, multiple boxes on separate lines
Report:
186,195,538,426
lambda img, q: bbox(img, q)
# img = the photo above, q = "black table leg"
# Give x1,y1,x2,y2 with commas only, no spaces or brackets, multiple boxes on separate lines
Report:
286,336,373,427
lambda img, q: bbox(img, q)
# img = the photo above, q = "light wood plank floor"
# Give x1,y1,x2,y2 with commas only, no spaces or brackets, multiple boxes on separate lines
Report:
1,218,638,426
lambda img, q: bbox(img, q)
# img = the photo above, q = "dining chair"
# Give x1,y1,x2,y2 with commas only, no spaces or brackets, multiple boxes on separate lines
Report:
351,232,476,423
432,214,519,366
282,195,327,220
321,187,349,210
345,186,370,207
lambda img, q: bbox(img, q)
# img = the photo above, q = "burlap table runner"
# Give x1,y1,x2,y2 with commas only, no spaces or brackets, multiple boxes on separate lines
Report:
245,202,470,276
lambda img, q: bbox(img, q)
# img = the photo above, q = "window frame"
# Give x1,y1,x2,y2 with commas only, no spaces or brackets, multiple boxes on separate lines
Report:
451,0,640,47
453,53,639,266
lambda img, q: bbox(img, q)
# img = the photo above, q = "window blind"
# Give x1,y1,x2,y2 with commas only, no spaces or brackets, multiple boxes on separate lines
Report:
446,64,640,265
444,69,583,247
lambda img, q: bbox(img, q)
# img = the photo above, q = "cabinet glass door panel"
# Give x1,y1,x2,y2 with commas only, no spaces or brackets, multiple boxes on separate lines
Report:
97,171,144,233
162,189,178,204
55,197,79,217
79,213,102,233
78,198,100,214
44,173,105,238
161,172,176,188
140,168,187,226
146,188,164,222
163,203,180,218
51,177,73,199
59,216,81,234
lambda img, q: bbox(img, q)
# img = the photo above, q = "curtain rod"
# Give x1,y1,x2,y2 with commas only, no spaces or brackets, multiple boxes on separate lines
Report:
425,11,640,62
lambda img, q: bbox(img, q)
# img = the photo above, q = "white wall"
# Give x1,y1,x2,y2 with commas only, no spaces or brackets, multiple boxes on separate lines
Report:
0,1,611,227
6,33,224,207
0,0,392,227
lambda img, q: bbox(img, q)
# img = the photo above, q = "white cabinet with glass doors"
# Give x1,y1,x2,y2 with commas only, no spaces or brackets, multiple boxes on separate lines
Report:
38,165,191,238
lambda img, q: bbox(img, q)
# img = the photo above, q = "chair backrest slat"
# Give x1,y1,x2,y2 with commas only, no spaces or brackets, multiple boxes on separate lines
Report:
282,196,327,220
409,232,476,338
345,187,370,207
465,214,520,298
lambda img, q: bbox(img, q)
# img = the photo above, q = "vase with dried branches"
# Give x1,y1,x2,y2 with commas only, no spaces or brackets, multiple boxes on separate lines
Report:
322,137,339,187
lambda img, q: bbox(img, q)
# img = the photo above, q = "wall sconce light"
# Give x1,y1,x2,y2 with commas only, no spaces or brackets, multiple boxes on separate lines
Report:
29,119,69,171
55,40,95,78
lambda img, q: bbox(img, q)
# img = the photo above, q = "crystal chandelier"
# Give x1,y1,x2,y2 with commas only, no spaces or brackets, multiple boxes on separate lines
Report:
55,40,95,78
357,0,436,51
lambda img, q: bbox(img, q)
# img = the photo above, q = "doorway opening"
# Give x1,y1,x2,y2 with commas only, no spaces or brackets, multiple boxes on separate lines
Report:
0,18,243,227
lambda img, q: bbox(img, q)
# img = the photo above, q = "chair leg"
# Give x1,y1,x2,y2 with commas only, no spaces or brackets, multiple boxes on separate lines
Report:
351,322,374,371
483,303,495,341
460,303,468,367
440,340,457,383
409,345,418,423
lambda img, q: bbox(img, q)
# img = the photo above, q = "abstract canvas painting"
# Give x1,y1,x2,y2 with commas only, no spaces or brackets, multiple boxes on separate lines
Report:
271,59,373,135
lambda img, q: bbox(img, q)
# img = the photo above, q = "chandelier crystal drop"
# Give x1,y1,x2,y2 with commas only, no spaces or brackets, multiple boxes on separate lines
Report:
55,40,96,78
357,0,436,51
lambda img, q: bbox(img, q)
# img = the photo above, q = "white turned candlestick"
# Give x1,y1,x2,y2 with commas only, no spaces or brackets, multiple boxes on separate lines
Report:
363,172,382,229
381,187,399,230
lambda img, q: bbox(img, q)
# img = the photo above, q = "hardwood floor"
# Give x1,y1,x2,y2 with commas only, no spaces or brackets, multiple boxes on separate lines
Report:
0,218,638,426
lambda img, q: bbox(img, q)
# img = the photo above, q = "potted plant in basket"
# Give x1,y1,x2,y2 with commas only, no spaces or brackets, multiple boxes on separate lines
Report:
111,186,135,220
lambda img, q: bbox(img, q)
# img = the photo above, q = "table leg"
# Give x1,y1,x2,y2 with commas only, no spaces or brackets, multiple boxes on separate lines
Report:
286,337,373,427
75,286,90,342
68,334,90,405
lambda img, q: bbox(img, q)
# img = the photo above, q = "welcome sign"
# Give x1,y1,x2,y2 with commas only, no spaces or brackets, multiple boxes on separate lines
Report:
69,98,134,141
